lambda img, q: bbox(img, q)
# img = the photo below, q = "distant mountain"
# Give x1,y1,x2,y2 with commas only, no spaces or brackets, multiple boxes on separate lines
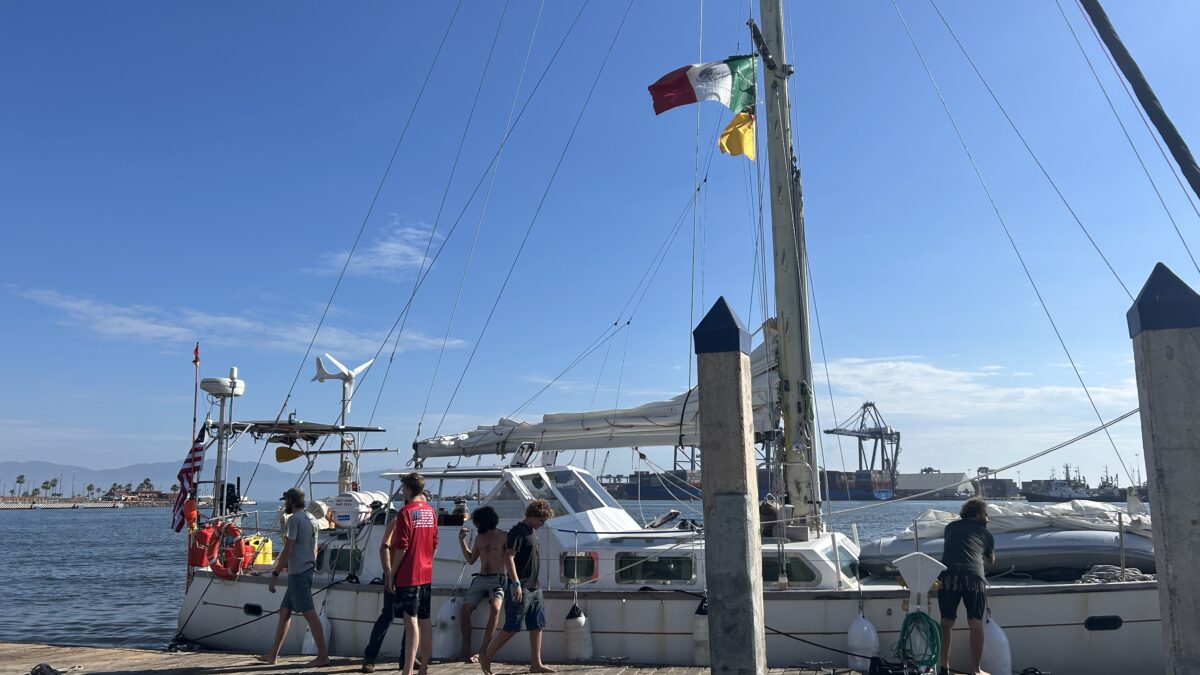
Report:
0,459,369,501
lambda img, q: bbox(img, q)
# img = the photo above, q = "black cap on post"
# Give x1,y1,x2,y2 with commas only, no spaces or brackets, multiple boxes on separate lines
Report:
1127,262,1200,337
694,296,751,355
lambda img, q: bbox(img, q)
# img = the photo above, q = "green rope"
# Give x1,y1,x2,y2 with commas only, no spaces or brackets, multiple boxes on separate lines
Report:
893,610,941,669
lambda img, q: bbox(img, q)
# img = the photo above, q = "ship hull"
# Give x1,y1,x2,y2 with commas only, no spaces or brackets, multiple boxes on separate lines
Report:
179,571,1161,673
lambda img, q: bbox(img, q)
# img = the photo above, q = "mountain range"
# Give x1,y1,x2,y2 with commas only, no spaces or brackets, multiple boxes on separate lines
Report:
0,459,356,500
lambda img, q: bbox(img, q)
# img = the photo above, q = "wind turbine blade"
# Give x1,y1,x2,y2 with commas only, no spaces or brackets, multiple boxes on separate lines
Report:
311,357,326,382
350,358,375,377
325,353,350,376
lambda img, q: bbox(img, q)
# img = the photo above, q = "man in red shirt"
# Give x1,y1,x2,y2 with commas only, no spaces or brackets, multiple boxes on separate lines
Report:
386,473,438,675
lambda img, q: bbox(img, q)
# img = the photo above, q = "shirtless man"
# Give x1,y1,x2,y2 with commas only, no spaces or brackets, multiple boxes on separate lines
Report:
457,506,506,663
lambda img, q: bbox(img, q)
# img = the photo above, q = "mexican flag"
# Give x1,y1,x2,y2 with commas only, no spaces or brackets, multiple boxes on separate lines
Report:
648,55,756,115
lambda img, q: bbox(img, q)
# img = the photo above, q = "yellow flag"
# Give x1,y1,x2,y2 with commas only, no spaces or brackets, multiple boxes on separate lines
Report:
719,112,756,160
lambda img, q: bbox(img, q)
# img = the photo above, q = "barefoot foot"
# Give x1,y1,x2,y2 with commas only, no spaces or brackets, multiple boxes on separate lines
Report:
304,656,331,667
255,655,276,665
531,666,557,673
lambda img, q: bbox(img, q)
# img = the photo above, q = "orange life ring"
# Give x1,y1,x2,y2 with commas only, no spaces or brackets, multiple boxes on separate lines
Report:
208,521,245,580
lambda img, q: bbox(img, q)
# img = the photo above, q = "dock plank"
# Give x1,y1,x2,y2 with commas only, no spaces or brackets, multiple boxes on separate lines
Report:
0,642,855,675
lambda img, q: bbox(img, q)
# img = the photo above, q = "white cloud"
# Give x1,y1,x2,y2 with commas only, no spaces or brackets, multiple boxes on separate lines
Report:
310,218,440,281
20,288,464,358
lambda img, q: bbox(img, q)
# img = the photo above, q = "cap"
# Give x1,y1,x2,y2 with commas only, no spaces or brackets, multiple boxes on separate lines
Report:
282,487,305,502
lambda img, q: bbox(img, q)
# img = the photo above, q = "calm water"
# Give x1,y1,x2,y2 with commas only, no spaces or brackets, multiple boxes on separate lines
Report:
0,499,993,648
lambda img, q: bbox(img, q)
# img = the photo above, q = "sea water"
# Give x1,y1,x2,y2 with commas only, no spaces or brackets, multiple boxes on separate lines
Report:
0,499,994,648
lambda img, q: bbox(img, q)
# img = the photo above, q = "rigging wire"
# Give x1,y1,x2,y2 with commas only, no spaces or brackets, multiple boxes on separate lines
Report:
928,0,1133,300
1074,0,1200,231
687,0,704,401
890,0,1136,487
409,0,544,442
239,1,464,499
432,0,637,438
1053,0,1200,278
314,0,595,446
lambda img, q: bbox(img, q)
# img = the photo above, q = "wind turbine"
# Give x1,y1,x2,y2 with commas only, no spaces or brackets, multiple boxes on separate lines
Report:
312,353,373,493
312,353,374,417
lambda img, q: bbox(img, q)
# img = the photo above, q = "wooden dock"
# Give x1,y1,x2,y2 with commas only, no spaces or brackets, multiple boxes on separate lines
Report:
0,642,855,674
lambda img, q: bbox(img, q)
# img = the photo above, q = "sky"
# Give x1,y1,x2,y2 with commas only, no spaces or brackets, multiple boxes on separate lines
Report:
3,0,1199,494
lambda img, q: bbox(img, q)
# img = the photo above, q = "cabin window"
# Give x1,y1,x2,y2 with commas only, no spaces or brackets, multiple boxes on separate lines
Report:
551,470,609,513
573,471,622,510
837,545,859,579
560,552,599,584
486,482,527,520
519,474,568,516
761,555,817,584
615,553,695,584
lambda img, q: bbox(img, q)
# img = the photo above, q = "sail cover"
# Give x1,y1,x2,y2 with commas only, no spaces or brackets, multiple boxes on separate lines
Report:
414,336,779,460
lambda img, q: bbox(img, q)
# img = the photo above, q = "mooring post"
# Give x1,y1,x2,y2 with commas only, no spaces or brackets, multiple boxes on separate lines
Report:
1128,262,1200,673
693,296,767,674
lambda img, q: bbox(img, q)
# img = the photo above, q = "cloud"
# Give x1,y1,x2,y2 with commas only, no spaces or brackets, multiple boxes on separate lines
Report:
309,218,439,281
20,288,464,358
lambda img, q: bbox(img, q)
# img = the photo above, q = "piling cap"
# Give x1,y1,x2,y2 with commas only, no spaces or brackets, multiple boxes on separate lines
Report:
1127,263,1200,337
693,296,751,355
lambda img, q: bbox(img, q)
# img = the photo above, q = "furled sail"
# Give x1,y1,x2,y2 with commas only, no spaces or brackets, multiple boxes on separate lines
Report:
413,331,779,460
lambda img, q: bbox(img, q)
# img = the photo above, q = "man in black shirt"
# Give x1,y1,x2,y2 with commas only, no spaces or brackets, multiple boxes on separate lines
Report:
479,499,555,675
937,497,996,675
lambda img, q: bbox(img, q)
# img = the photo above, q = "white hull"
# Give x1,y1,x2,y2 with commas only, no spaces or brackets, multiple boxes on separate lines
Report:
179,571,1162,673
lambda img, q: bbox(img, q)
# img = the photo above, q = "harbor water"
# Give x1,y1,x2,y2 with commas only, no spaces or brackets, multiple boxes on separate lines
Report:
1,499,1042,649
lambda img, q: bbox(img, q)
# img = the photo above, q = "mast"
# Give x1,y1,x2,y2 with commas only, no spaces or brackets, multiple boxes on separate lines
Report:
756,0,820,535
1079,0,1200,206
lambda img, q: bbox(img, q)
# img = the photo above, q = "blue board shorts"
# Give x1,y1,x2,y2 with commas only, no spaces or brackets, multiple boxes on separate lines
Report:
281,568,315,613
502,580,545,633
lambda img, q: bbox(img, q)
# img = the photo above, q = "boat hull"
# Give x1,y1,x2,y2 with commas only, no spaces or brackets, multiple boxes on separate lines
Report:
178,572,1161,673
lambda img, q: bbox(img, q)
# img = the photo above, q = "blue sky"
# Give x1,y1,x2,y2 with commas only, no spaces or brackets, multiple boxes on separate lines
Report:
3,1,1199,492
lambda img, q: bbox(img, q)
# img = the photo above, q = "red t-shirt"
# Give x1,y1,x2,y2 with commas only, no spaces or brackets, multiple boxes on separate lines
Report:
391,501,438,586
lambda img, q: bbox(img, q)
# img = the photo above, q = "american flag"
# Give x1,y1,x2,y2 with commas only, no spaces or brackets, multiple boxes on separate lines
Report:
172,431,206,532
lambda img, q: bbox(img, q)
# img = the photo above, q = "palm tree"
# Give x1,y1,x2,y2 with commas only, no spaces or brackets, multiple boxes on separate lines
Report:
86,483,95,499
31,488,40,497
171,483,180,493
49,478,59,498
15,474,25,497
40,480,52,494
136,477,154,493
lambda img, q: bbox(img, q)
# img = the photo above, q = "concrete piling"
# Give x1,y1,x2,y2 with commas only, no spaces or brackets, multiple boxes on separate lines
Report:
1128,262,1200,673
693,296,767,674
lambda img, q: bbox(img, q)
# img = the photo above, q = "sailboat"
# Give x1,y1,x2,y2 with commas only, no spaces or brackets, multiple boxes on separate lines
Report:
175,1,1171,672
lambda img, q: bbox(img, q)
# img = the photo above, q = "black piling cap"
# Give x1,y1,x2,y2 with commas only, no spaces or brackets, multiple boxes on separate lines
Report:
1127,262,1200,337
693,296,751,355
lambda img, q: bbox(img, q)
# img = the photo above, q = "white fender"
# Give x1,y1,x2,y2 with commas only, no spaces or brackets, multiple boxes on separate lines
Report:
692,598,710,667
564,604,593,661
431,597,462,660
301,609,331,656
980,613,1012,675
846,611,880,671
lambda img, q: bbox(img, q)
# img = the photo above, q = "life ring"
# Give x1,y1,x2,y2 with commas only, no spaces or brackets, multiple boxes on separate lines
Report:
208,522,245,580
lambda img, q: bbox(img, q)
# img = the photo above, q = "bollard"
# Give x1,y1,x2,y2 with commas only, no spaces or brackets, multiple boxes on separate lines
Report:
693,297,767,674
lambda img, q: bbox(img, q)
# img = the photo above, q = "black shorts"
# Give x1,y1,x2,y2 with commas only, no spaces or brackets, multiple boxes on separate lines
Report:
937,572,987,621
394,583,432,620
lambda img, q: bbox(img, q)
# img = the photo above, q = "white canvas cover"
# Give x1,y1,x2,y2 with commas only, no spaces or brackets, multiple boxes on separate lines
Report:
893,498,1152,541
414,335,779,460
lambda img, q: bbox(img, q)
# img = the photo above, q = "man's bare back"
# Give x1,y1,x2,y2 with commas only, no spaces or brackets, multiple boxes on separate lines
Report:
475,528,507,574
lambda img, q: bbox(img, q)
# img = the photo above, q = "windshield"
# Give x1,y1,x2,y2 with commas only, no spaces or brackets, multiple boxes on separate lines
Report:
572,470,622,510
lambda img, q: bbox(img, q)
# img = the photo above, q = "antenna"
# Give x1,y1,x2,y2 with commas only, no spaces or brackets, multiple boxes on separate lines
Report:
312,354,373,493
